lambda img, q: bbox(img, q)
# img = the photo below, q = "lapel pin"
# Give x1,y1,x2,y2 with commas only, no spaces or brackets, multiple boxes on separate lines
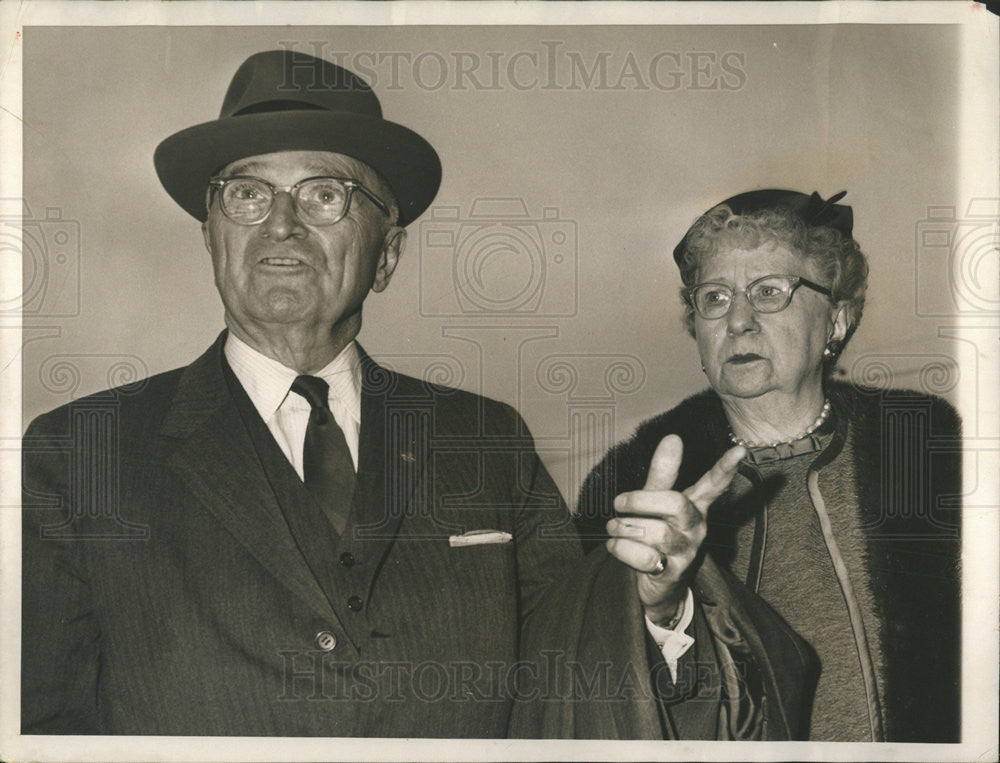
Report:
400,451,416,463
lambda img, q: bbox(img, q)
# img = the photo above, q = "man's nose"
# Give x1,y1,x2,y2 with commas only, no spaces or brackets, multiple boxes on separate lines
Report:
726,293,759,334
260,191,306,239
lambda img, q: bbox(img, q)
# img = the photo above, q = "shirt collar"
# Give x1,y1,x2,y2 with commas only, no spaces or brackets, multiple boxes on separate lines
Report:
224,332,362,425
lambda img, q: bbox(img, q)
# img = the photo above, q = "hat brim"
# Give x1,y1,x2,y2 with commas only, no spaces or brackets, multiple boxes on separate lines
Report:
154,110,441,227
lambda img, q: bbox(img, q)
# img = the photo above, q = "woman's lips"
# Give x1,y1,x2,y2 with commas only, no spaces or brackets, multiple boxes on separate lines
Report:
727,353,764,364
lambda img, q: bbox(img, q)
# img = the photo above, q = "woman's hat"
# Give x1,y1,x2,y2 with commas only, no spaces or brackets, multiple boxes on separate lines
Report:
673,189,853,265
154,49,442,226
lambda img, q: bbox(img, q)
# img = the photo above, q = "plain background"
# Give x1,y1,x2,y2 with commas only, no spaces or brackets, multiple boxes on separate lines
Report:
19,23,963,507
4,6,998,762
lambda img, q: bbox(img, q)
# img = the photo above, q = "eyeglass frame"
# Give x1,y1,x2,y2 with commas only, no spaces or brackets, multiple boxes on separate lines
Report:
682,274,834,320
206,174,391,226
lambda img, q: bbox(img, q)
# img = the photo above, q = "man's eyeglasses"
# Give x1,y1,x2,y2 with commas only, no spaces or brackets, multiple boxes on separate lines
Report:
207,175,390,226
683,274,833,320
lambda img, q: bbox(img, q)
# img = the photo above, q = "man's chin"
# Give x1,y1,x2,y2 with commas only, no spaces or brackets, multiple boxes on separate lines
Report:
251,287,319,322
227,302,320,334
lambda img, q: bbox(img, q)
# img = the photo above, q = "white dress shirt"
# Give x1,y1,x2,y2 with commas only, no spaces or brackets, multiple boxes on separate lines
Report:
645,588,696,683
224,332,362,476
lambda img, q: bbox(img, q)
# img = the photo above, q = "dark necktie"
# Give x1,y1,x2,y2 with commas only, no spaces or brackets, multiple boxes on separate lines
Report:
290,375,356,534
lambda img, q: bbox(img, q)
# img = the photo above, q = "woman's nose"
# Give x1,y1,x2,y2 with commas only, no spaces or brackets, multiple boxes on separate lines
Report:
726,292,759,334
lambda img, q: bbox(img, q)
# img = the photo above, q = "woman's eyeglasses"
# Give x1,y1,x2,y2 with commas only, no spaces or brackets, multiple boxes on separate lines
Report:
684,274,833,320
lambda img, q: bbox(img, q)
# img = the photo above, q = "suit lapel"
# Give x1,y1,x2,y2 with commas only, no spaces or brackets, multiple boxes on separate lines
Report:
347,349,427,542
159,333,339,626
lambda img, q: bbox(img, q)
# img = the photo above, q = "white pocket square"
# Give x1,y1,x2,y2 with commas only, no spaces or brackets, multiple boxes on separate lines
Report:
448,530,513,547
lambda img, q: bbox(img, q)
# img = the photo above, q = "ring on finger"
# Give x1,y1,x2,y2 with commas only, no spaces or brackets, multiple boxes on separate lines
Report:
650,555,667,575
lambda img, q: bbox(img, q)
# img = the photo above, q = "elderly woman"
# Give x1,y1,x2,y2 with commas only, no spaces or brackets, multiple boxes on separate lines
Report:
570,189,961,742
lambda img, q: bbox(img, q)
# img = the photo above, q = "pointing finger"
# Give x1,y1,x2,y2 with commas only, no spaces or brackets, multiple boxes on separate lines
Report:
684,444,746,515
643,435,683,491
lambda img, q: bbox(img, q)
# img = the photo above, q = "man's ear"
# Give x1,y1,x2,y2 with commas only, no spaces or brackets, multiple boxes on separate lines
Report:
371,227,406,293
201,221,212,254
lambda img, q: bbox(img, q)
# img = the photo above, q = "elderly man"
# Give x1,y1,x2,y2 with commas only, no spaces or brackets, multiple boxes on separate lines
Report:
21,49,581,737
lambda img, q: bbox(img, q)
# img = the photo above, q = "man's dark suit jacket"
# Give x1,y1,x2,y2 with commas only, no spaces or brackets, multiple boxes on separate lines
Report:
22,333,581,736
509,548,819,739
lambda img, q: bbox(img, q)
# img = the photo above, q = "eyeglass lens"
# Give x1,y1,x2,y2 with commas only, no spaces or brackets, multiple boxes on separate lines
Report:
692,275,797,318
219,178,350,224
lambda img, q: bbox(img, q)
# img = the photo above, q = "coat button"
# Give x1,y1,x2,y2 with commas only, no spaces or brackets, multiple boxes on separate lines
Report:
314,631,337,652
339,552,355,567
347,595,363,612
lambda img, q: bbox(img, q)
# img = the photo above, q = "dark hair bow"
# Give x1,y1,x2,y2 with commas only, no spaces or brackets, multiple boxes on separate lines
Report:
802,190,852,235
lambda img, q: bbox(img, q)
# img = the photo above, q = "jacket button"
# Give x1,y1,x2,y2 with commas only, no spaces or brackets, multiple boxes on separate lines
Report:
314,631,337,652
347,595,363,612
339,552,355,567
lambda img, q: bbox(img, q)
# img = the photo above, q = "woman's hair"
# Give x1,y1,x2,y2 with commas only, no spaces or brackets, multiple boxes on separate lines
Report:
675,203,869,362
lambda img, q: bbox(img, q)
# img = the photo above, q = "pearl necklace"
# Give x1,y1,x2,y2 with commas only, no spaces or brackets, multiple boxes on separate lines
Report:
729,400,832,449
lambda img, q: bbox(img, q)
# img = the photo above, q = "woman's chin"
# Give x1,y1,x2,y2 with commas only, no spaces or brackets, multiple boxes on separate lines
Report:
716,365,777,399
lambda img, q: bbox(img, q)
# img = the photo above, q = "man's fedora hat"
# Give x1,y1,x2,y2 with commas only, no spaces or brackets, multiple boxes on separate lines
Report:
154,49,441,226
